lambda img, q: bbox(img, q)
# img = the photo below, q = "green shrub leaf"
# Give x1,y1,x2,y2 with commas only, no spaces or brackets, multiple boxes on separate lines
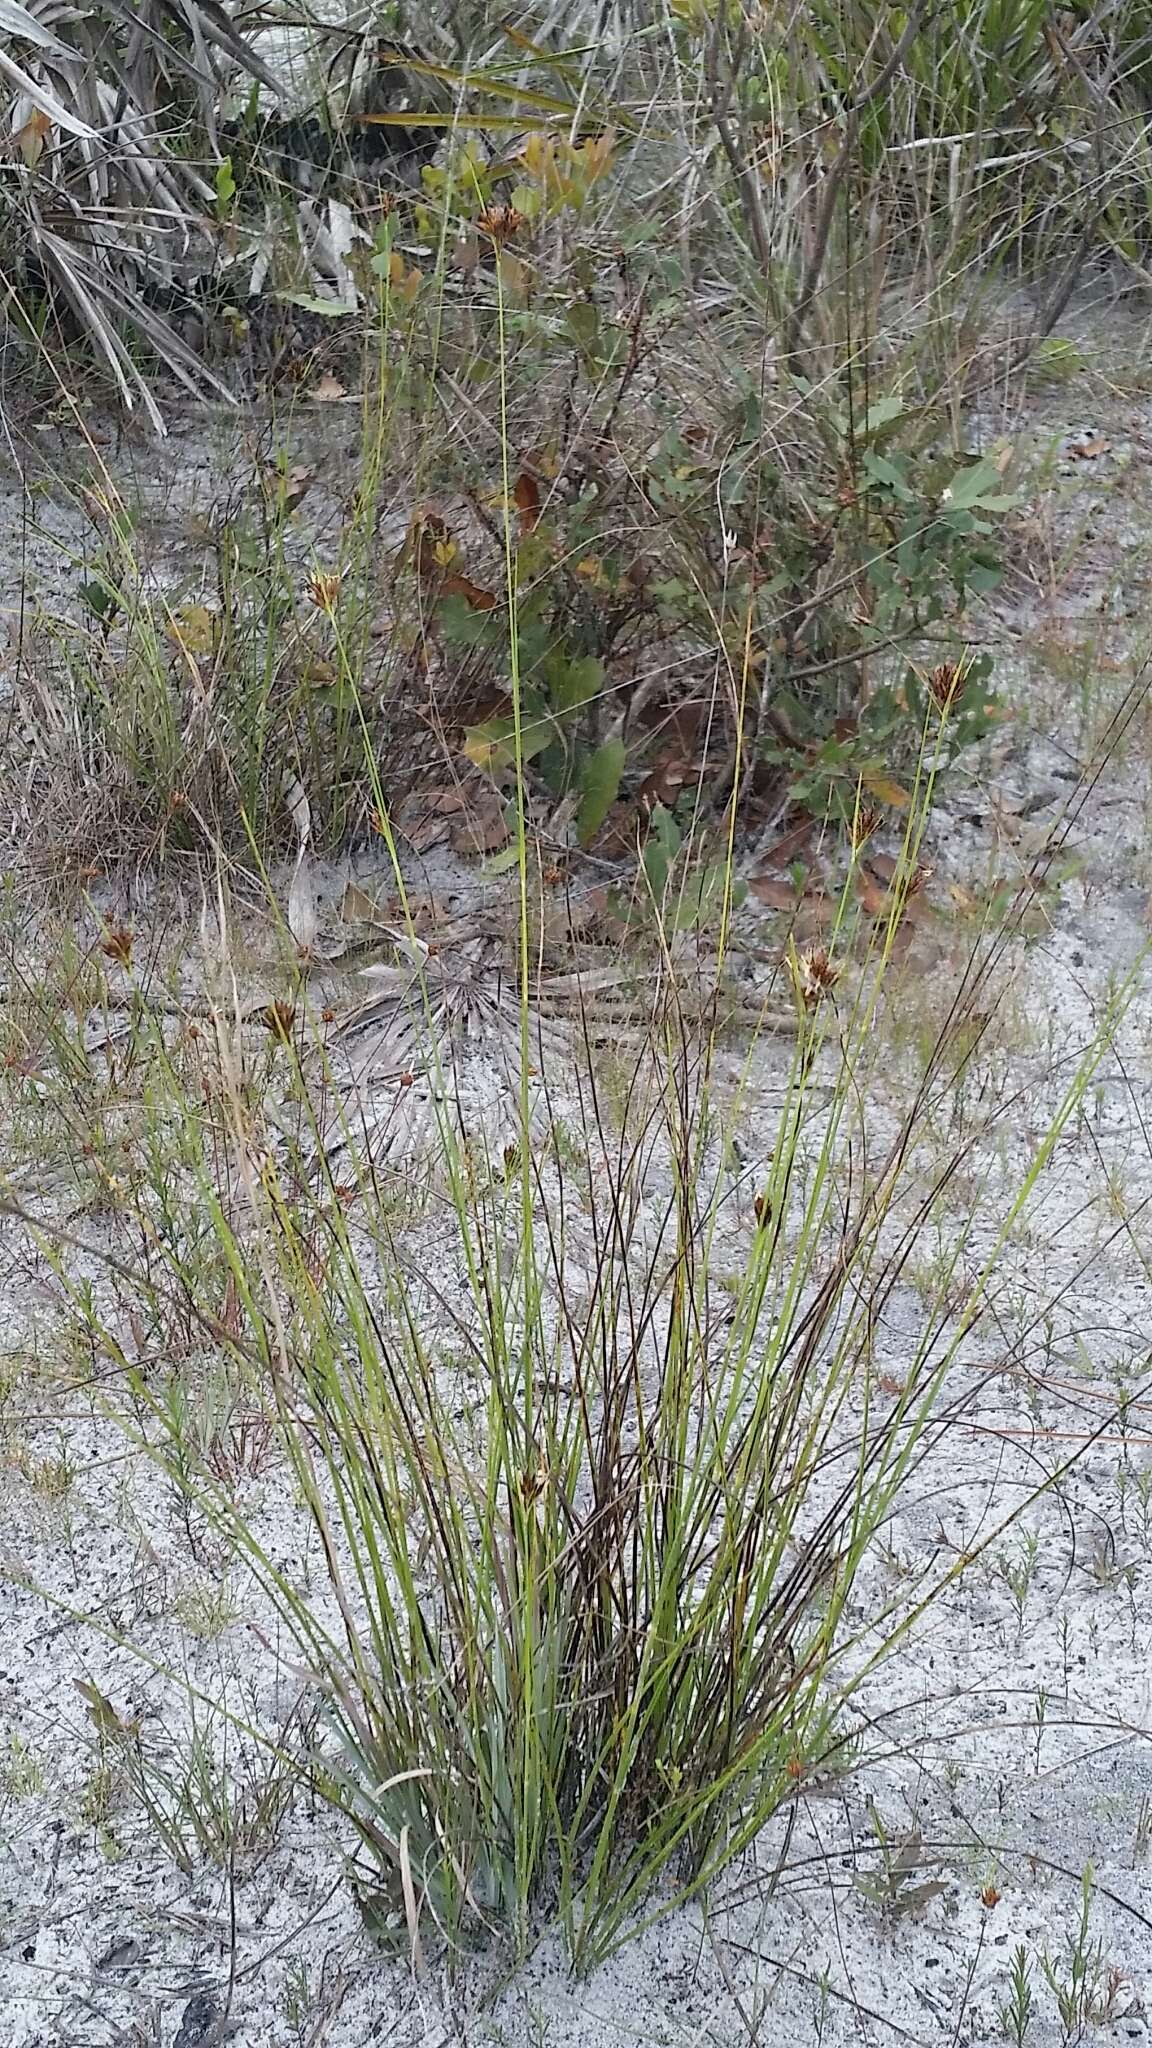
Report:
577,737,626,844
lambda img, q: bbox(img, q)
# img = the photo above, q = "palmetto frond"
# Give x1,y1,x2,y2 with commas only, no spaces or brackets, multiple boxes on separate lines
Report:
318,926,570,1174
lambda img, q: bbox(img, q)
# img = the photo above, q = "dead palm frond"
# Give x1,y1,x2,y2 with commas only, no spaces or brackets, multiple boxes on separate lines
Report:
1,0,284,419
318,925,569,1173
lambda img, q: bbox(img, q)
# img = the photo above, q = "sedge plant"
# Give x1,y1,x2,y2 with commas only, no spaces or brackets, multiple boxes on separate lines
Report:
16,731,1144,1973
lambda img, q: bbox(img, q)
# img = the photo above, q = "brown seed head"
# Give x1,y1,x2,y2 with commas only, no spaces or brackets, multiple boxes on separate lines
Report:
519,1455,549,1505
308,569,343,613
794,946,840,1010
927,661,964,708
257,1001,296,1041
100,924,133,969
477,203,527,245
848,803,882,850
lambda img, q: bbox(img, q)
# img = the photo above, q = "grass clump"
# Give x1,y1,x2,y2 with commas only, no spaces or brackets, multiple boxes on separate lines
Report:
15,793,1134,1970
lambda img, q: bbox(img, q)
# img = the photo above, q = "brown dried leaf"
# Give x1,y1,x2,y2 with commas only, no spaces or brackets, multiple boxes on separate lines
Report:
338,881,391,928
756,817,817,869
867,852,898,884
398,789,466,852
441,572,498,611
495,250,530,294
590,803,640,860
404,896,449,937
15,108,52,168
748,875,801,912
636,750,695,812
794,891,835,935
310,373,348,402
513,471,542,532
855,866,892,917
545,890,602,945
897,929,950,977
857,858,937,926
450,795,510,856
281,464,316,511
901,887,934,927
299,656,336,687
